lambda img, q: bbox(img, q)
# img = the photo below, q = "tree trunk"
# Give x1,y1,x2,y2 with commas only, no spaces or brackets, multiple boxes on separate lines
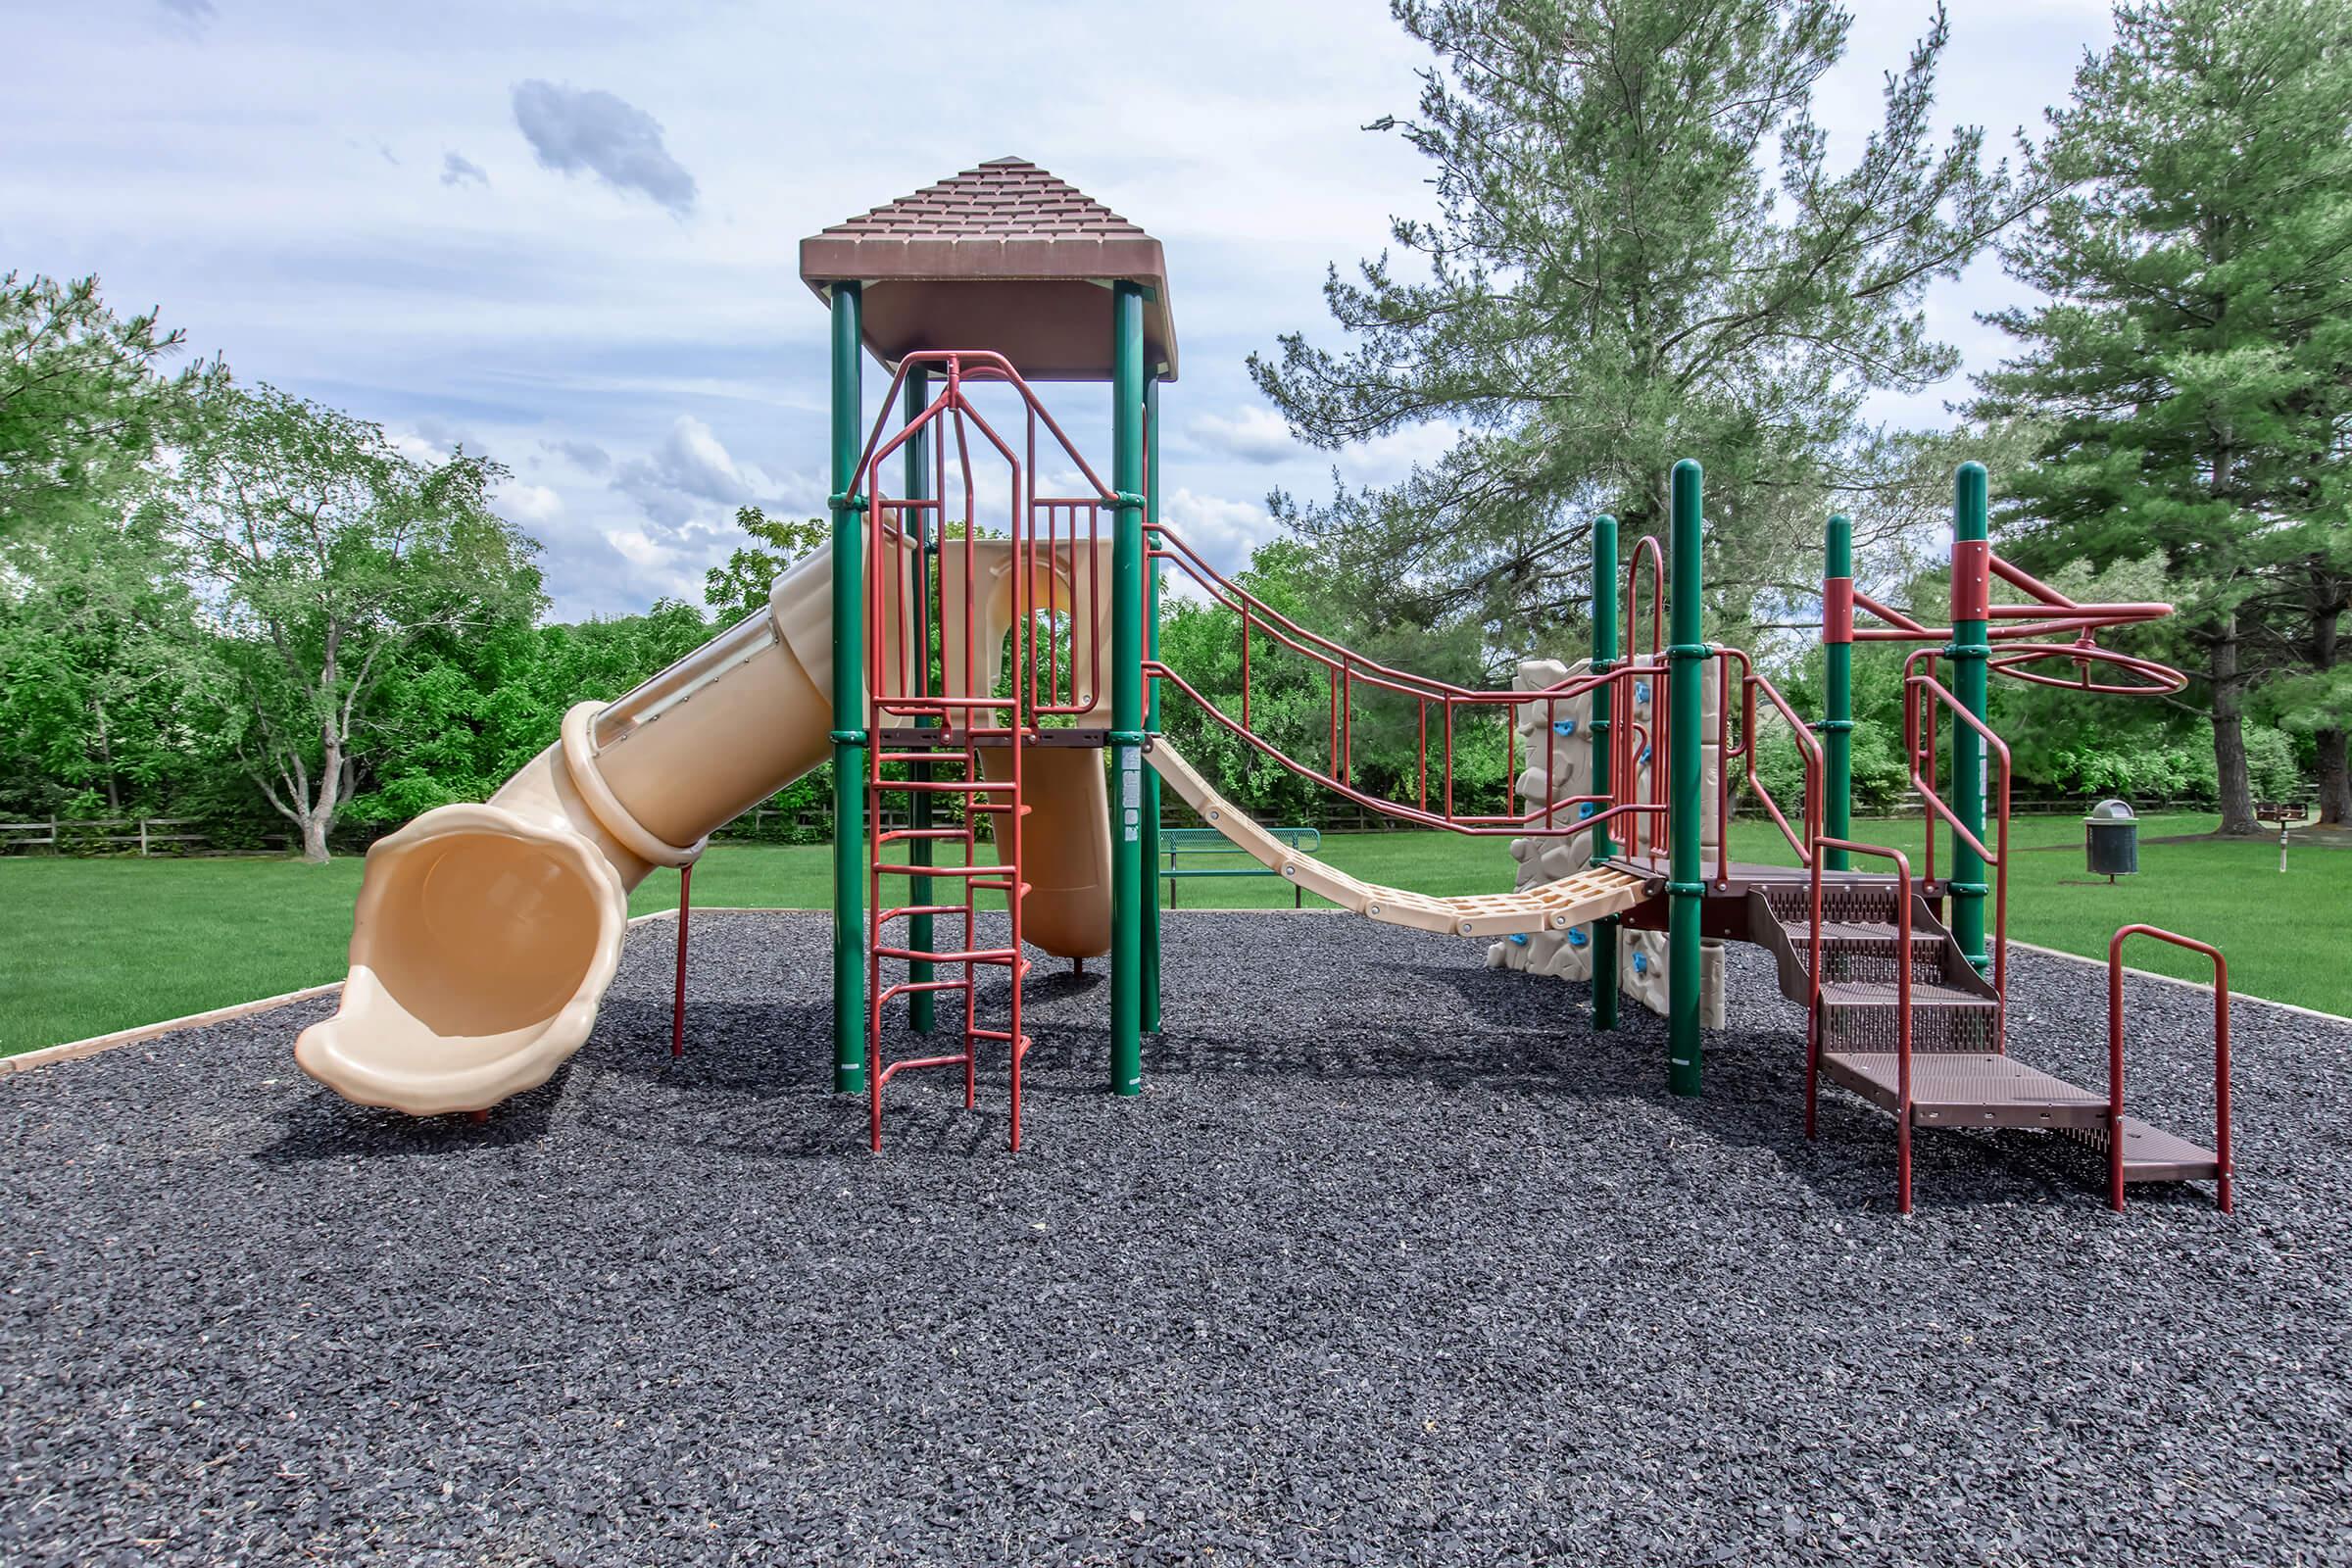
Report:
300,811,331,863
2211,613,2258,836
2317,728,2350,828
2313,596,2347,827
93,697,121,815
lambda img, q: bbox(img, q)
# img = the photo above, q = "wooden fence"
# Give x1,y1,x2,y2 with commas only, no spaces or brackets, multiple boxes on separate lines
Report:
0,817,289,857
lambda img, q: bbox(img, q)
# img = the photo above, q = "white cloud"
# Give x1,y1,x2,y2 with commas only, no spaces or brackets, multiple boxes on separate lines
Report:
614,414,820,526
1190,406,1298,465
604,527,673,568
499,481,563,522
1159,487,1281,596
440,151,489,188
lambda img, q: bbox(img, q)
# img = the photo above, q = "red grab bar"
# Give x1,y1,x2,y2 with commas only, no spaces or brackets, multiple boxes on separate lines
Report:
2107,926,2232,1213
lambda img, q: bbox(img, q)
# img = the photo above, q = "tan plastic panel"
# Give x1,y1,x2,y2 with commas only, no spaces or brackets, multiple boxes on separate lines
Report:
1146,740,1643,939
938,538,1117,729
980,745,1111,958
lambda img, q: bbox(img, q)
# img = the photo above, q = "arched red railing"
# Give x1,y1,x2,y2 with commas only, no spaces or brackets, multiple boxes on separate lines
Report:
1147,519,1662,841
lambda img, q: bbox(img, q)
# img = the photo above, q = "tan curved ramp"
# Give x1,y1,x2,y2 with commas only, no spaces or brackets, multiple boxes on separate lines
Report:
1145,740,1645,939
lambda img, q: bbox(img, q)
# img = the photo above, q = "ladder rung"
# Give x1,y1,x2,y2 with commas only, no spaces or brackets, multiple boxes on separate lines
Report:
875,978,972,1006
876,904,969,923
886,779,1015,795
876,827,966,845
872,945,1018,964
876,862,1000,879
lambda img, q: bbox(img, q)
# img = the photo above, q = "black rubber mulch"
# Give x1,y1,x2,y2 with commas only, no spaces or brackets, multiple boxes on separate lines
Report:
4,910,2348,1566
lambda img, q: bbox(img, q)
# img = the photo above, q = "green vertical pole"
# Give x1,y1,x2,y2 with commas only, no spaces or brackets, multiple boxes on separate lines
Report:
1950,463,1990,975
1590,514,1621,1032
827,283,867,1094
1822,514,1854,872
1141,373,1164,1033
905,367,935,1033
1667,460,1707,1097
1108,282,1146,1096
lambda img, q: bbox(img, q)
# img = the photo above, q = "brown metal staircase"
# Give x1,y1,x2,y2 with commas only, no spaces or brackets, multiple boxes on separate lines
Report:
1744,876,2229,1213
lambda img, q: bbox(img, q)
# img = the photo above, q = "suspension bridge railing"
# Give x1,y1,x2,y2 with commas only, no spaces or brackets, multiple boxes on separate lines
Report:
1146,519,1663,842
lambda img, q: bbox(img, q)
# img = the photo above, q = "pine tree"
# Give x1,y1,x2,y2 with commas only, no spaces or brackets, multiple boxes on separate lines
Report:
1975,0,2352,831
1250,0,2031,661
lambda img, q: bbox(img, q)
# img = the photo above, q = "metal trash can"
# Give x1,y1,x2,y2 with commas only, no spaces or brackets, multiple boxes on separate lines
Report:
2084,798,2138,880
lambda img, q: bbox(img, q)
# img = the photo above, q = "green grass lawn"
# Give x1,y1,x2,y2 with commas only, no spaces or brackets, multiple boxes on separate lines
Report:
1,810,2341,1056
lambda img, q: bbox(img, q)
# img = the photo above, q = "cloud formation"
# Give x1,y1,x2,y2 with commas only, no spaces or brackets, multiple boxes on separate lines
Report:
511,80,697,217
1190,406,1298,465
439,151,488,187
613,415,820,527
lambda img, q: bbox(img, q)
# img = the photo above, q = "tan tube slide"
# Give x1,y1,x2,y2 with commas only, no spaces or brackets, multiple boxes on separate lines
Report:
295,543,1113,1115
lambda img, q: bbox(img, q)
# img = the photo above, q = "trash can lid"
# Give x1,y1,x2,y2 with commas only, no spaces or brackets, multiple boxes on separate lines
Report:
2083,798,2136,823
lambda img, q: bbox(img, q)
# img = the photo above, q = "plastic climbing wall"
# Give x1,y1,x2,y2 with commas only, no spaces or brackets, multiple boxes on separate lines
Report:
1485,656,1726,1026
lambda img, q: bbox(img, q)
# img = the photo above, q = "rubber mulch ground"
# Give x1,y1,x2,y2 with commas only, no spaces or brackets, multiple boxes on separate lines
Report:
4,910,2347,1566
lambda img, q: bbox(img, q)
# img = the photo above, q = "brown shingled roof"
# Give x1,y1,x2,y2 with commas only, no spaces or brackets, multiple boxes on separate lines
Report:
799,157,1177,382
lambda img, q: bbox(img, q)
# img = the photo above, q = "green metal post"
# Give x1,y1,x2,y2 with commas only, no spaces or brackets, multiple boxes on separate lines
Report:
905,367,935,1033
1590,514,1620,1032
1141,373,1164,1034
1950,463,1991,974
1108,283,1146,1096
826,283,867,1094
1667,460,1708,1097
1822,514,1854,872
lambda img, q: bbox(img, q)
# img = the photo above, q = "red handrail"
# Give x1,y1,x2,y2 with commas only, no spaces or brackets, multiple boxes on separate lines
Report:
2108,926,2232,1213
1811,837,1917,1213
1904,674,2011,1030
1626,535,1664,662
1715,647,1824,880
1148,515,1657,836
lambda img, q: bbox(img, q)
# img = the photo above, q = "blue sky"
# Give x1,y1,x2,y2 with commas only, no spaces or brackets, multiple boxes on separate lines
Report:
10,0,2114,620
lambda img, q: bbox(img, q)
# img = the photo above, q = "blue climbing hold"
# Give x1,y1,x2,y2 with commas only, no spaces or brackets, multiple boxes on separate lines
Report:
1632,952,1649,975
1577,801,1595,819
1508,932,1530,947
1634,680,1651,705
1552,718,1578,737
1640,746,1652,764
1567,928,1589,949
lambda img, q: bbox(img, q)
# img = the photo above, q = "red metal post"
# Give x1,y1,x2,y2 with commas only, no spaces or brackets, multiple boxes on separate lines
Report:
2108,926,2232,1212
671,862,691,1058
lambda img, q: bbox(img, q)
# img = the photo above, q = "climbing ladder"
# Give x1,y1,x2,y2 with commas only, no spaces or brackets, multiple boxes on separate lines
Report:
858,350,1117,1152
865,725,1032,1152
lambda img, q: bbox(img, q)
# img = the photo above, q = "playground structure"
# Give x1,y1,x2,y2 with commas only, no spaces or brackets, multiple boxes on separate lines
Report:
295,159,2232,1212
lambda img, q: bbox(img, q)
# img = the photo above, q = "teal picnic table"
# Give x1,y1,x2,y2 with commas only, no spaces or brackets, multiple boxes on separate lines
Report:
1159,824,1323,908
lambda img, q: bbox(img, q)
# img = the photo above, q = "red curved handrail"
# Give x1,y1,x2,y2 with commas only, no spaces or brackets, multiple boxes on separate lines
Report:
1626,534,1664,662
1716,648,1825,878
1987,640,2186,695
2108,926,2232,1213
